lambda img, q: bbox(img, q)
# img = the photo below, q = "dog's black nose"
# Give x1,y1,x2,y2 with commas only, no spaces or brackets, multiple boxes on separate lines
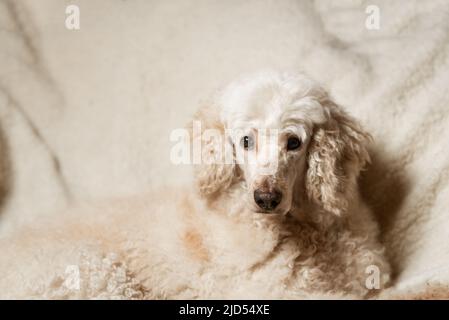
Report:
254,189,282,211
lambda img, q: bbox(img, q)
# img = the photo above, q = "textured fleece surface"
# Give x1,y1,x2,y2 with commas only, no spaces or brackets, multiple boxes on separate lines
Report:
0,0,448,297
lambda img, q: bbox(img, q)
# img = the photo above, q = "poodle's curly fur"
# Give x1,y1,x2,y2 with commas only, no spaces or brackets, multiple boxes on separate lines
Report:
0,72,390,299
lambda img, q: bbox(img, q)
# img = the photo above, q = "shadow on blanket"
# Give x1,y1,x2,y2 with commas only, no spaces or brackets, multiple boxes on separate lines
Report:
0,122,11,215
360,145,411,285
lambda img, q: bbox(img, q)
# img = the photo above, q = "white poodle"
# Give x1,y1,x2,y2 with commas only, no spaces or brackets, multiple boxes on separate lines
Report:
0,71,390,299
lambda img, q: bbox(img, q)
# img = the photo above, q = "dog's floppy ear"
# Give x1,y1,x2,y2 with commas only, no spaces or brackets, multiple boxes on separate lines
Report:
305,99,371,216
190,103,236,199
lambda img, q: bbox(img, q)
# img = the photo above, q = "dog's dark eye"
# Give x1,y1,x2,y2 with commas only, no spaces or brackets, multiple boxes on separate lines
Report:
240,136,254,150
287,136,302,151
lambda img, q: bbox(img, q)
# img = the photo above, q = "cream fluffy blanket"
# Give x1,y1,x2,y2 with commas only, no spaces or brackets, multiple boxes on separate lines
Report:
0,0,448,298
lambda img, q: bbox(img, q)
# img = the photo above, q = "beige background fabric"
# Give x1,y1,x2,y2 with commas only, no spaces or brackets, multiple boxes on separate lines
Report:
0,0,448,294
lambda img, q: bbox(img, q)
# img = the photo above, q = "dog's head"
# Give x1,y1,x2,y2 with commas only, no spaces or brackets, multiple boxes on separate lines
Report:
192,72,370,216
